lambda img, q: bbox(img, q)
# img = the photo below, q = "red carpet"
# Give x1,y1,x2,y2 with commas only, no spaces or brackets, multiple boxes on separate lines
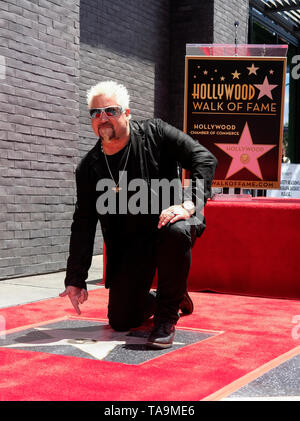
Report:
0,289,299,401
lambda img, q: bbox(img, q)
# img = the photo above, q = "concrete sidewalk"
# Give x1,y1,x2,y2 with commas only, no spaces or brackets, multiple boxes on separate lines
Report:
0,255,104,309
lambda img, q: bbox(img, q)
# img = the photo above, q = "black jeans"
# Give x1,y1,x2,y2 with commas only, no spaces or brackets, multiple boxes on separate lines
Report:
107,219,197,331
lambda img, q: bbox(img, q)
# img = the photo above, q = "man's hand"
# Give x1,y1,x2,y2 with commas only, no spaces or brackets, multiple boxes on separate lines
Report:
59,286,88,315
157,205,190,229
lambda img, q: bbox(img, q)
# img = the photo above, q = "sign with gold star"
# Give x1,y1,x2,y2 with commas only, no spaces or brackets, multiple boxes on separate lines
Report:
184,56,287,189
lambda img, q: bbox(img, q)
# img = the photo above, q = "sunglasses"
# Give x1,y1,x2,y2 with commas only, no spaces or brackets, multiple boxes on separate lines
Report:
89,106,124,119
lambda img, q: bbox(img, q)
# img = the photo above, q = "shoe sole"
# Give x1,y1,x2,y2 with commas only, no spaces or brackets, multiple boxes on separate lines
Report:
146,341,173,350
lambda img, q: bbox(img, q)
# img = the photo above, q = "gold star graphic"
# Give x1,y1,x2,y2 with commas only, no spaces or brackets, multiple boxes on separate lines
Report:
247,63,259,75
232,70,241,79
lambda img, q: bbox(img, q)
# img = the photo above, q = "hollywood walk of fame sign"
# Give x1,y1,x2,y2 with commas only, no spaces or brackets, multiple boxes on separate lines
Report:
184,55,287,189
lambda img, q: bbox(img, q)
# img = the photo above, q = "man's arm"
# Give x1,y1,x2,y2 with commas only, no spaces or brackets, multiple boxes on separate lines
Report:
64,160,98,291
160,120,217,204
158,120,217,210
155,119,217,230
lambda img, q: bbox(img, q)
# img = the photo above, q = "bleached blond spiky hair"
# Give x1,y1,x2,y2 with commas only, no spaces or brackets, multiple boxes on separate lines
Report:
86,80,130,110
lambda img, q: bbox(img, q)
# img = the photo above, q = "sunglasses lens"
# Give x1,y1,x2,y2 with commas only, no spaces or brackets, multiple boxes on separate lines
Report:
105,107,121,116
90,107,123,118
90,109,99,118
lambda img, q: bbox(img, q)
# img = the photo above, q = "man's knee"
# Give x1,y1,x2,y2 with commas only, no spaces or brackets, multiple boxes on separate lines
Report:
108,303,131,331
108,314,132,331
161,220,194,248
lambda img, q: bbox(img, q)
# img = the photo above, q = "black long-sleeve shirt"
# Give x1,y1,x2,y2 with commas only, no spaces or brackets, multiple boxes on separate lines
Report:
64,118,217,289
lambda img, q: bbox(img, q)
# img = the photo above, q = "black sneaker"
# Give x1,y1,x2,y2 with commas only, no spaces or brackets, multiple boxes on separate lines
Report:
146,321,176,349
179,291,194,315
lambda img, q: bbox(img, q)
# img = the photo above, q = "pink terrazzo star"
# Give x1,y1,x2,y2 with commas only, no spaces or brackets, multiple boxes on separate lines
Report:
215,122,276,179
254,76,278,100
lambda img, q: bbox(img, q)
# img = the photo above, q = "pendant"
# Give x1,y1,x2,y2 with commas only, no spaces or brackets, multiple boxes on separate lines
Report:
112,186,122,193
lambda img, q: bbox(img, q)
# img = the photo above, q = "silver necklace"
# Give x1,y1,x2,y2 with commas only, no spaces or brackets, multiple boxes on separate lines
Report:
101,141,131,193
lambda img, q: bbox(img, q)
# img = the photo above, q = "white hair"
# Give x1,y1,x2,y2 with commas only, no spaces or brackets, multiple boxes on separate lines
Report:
86,80,130,109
